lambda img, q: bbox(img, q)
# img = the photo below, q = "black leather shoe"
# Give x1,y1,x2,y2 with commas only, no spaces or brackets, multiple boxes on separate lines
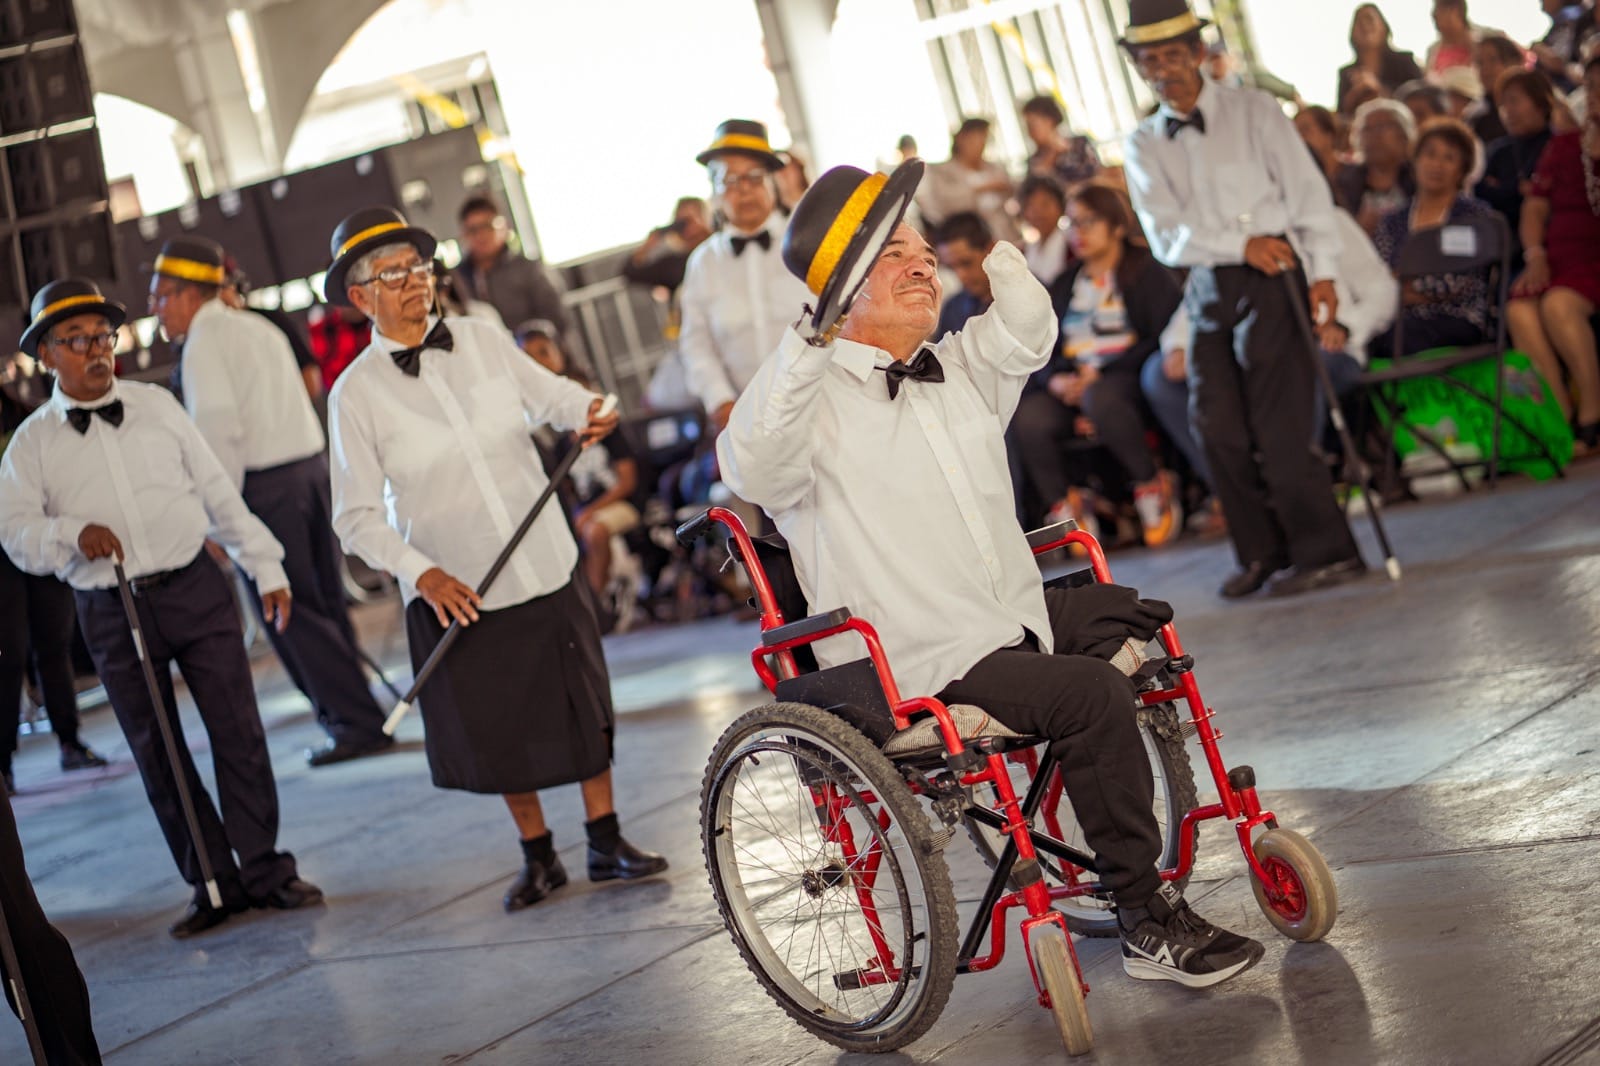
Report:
504,855,570,912
1268,556,1367,597
1219,560,1287,599
169,900,245,939
60,743,109,771
588,837,669,883
306,735,395,767
251,877,325,910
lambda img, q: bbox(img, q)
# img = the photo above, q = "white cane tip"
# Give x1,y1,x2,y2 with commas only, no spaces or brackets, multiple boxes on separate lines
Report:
205,881,223,908
382,703,410,736
597,393,618,418
1385,558,1402,581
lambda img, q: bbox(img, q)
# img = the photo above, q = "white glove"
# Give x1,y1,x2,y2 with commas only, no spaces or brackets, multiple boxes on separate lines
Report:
984,241,1055,353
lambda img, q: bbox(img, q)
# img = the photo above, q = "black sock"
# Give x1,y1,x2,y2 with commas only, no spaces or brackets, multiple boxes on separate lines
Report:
519,832,555,867
585,812,621,852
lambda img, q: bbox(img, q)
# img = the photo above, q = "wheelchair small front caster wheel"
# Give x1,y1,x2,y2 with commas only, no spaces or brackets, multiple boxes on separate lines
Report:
1249,828,1338,942
1032,923,1092,1056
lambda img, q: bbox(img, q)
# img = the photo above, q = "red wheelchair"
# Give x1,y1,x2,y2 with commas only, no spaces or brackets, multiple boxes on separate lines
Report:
676,506,1337,1057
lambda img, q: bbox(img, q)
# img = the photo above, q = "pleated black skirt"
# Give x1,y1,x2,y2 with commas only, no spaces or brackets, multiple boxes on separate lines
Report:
404,576,615,794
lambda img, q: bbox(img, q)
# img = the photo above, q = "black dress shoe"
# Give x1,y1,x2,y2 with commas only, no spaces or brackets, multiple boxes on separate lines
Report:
169,900,245,939
1268,556,1367,597
306,735,395,767
60,742,109,771
504,854,570,912
1219,560,1287,599
251,877,325,910
588,837,669,883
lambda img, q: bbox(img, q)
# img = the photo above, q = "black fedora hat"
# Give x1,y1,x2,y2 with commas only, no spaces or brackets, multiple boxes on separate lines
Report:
152,236,227,286
781,159,925,332
1120,0,1211,49
696,119,785,170
19,278,126,358
324,206,437,307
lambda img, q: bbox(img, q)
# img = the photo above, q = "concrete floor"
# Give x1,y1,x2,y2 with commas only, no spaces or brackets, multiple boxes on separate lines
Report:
4,467,1599,1065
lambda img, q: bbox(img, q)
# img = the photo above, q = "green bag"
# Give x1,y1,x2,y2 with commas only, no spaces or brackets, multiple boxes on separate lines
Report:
1367,348,1573,480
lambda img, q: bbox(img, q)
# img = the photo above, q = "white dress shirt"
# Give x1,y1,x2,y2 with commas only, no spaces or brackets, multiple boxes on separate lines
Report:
678,211,813,413
328,315,597,611
718,298,1057,700
1330,209,1398,365
1123,79,1344,283
0,380,288,592
180,298,325,489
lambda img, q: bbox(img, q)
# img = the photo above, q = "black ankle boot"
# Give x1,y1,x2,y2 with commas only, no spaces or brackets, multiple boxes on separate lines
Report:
504,833,569,912
585,815,669,883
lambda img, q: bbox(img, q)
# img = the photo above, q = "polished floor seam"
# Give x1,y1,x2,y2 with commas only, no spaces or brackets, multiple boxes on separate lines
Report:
1338,830,1600,867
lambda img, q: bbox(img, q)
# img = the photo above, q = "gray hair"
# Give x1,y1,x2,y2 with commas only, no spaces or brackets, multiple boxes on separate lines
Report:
1351,98,1418,158
349,241,420,286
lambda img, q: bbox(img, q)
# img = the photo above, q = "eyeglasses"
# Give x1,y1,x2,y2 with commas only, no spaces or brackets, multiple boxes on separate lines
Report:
48,331,117,355
714,171,769,194
358,261,435,289
462,217,504,236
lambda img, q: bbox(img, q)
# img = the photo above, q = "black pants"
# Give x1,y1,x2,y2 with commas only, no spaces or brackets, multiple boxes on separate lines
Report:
0,549,83,770
1082,366,1158,484
0,792,101,1065
1186,264,1359,570
241,455,385,746
1366,312,1486,361
937,591,1161,907
1009,391,1096,507
75,555,296,905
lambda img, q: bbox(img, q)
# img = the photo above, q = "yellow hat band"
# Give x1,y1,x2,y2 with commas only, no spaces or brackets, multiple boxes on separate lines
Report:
1122,12,1204,45
37,294,108,322
154,255,226,285
336,221,406,259
705,133,776,157
805,172,888,296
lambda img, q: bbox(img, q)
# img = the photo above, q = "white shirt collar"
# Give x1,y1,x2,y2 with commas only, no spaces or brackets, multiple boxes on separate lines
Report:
829,338,934,384
1158,77,1217,123
373,314,442,353
48,378,121,421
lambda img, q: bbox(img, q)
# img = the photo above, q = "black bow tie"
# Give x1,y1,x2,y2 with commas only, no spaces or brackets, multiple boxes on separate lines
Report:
1165,110,1206,139
731,230,772,256
879,348,945,400
66,400,124,435
390,320,454,377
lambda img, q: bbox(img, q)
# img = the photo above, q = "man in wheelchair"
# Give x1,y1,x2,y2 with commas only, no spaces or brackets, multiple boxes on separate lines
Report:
717,164,1264,989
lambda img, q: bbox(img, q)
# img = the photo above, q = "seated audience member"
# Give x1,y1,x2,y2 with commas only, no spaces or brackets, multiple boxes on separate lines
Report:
1507,56,1600,449
1397,79,1453,126
1533,0,1599,92
1025,184,1184,547
775,149,811,210
1436,65,1486,119
1322,208,1401,410
1340,4,1424,116
1018,175,1072,285
623,197,712,295
922,118,1021,242
307,302,371,390
934,212,996,340
1021,95,1102,187
1469,34,1527,143
1296,106,1346,196
1339,99,1419,234
1427,0,1484,76
435,263,505,325
1477,69,1559,254
1371,118,1496,359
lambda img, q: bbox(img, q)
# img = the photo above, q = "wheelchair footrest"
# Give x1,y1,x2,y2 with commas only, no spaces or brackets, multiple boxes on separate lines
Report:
834,964,920,990
882,705,1043,760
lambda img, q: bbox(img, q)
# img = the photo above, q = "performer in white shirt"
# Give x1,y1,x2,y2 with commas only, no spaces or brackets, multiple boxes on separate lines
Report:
678,120,813,429
719,162,1264,989
1121,0,1364,599
323,208,666,912
149,237,391,767
0,279,322,940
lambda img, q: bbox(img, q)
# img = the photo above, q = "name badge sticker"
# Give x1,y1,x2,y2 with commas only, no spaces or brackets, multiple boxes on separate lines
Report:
1440,225,1477,258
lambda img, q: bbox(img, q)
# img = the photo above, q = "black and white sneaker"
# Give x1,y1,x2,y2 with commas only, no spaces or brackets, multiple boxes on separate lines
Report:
1118,883,1265,988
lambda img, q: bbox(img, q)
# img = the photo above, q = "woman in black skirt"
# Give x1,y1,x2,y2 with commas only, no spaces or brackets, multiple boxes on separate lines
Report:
323,208,666,911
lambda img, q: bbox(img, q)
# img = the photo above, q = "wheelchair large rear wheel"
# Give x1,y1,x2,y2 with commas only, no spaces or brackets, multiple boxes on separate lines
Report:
965,702,1196,937
703,702,960,1053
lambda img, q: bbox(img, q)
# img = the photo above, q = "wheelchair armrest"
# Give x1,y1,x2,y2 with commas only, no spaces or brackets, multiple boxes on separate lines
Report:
1026,520,1080,552
761,607,853,647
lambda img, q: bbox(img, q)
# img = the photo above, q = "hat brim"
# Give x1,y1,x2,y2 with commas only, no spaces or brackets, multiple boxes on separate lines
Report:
19,299,127,358
1118,13,1210,48
324,226,438,307
810,160,925,333
696,145,785,171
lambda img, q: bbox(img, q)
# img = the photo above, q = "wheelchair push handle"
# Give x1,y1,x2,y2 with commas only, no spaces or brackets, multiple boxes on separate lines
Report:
675,508,719,548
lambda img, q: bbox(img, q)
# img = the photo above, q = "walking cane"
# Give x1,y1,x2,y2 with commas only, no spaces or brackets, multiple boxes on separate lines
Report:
0,797,48,1065
113,563,224,909
382,394,617,736
1282,274,1402,582
354,646,405,705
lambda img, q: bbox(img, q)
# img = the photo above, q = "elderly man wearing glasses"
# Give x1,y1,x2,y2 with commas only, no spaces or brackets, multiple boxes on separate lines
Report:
679,119,814,430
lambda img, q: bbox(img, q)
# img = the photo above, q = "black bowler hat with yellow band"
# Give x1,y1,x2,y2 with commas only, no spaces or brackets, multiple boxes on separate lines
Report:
696,119,785,171
1119,0,1211,48
19,278,126,358
323,206,437,307
152,237,228,287
780,159,925,332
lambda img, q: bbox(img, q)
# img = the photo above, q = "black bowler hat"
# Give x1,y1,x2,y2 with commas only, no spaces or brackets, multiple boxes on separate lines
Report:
696,119,784,170
781,159,925,331
19,278,126,358
323,206,437,307
1119,0,1211,49
152,236,227,286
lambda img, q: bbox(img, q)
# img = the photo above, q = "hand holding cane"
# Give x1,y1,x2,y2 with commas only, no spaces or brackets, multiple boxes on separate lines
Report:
382,394,618,736
112,561,224,909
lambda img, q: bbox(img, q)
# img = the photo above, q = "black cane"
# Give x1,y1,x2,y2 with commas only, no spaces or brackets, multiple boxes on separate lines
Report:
0,796,48,1065
354,646,405,705
1282,274,1402,581
113,563,224,909
382,395,616,736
